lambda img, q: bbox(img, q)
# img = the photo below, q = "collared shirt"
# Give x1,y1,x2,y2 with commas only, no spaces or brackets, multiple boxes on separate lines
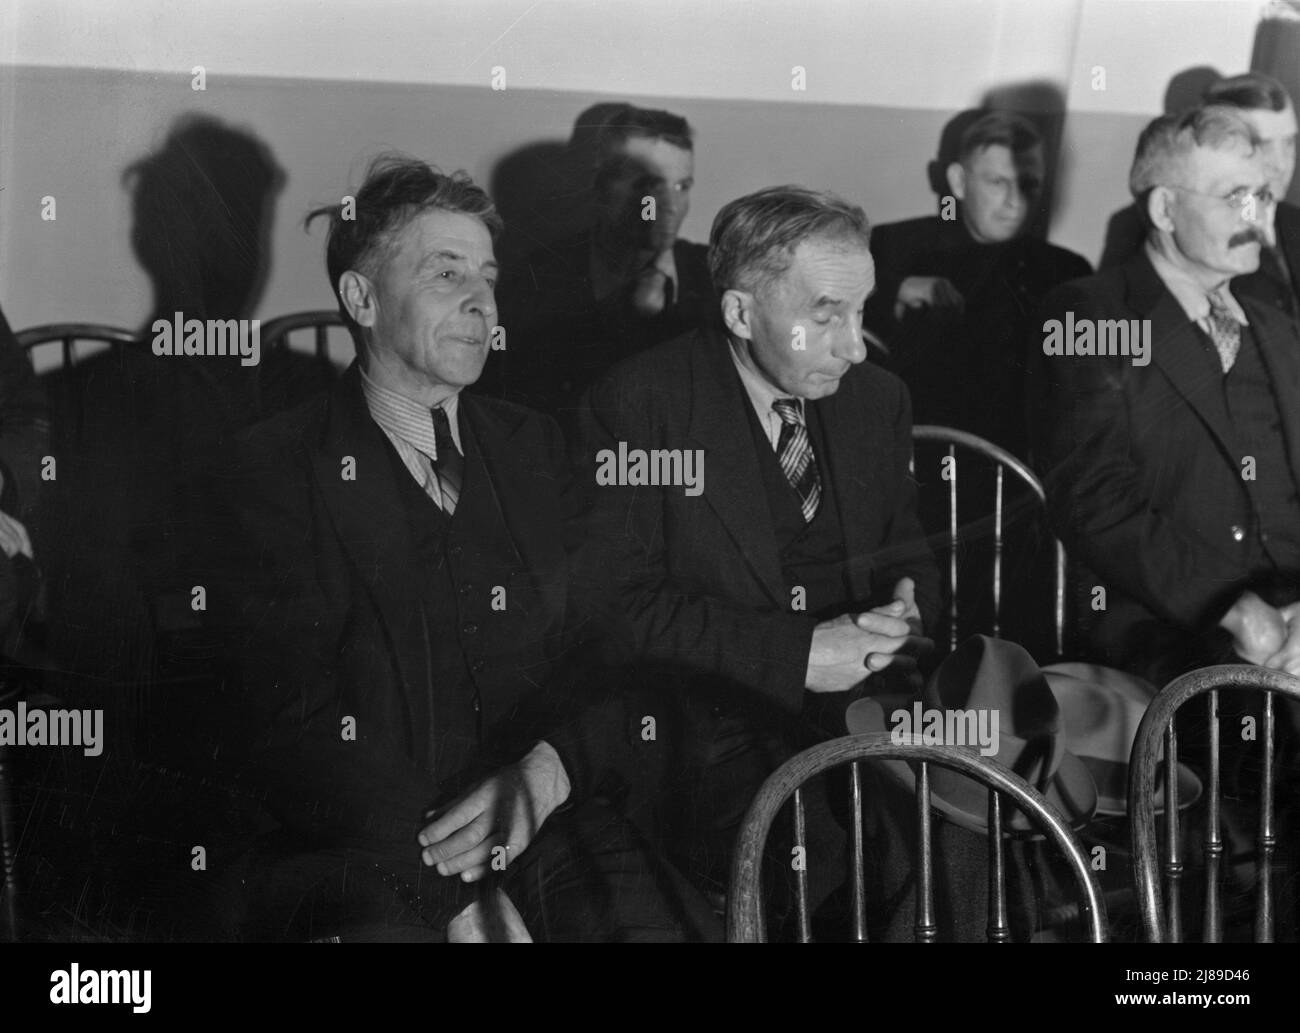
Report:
1145,239,1249,334
589,241,678,305
360,365,462,509
728,342,800,451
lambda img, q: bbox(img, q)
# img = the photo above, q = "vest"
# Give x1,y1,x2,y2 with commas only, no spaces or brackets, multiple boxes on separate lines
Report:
381,422,523,788
1221,326,1300,575
744,400,853,619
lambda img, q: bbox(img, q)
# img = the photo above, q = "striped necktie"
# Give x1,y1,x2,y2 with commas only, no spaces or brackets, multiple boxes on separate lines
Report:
772,398,821,523
431,406,463,514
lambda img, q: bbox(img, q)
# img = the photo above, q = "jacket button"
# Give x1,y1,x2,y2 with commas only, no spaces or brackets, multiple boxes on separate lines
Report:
462,621,479,635
448,544,463,557
472,695,481,713
471,658,485,673
459,582,474,597
1231,525,1245,542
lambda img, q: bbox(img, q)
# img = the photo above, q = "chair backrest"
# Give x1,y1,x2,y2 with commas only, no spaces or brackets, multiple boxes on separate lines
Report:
727,732,1107,942
16,323,140,371
1129,663,1300,943
16,324,142,438
911,425,1068,658
259,309,347,374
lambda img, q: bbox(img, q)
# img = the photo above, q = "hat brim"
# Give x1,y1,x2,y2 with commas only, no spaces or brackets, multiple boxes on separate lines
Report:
1083,755,1204,817
846,697,1098,835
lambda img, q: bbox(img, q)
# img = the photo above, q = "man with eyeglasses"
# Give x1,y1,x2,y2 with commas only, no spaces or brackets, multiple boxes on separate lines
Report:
1032,103,1300,938
1204,72,1300,320
1033,103,1300,684
864,110,1091,459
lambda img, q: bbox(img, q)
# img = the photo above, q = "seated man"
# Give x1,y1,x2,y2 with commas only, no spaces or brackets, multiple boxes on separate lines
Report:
575,185,953,935
1033,105,1298,686
484,104,712,431
865,110,1091,457
1032,106,1300,937
205,157,712,942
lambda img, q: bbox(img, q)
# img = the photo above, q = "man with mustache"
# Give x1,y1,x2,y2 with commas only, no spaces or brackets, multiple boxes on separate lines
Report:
208,156,712,942
1204,72,1300,320
1033,104,1300,686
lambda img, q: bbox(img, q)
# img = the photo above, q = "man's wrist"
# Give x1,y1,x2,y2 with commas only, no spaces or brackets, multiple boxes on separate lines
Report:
523,740,571,816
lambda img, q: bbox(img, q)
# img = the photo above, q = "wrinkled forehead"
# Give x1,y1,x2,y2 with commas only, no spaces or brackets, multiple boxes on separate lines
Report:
780,236,875,295
384,208,497,272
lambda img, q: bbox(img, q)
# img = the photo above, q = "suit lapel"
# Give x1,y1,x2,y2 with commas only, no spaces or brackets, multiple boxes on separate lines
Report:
686,330,788,606
812,369,878,602
310,364,431,746
1133,254,1244,464
459,394,557,586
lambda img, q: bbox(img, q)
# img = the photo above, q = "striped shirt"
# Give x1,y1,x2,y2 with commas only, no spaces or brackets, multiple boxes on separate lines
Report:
360,366,463,510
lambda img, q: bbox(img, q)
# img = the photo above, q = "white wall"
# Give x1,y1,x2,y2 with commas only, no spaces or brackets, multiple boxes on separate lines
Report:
6,0,1261,112
0,0,1276,342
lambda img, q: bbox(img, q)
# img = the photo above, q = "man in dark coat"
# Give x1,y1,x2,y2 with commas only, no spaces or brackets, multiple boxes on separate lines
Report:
205,156,713,942
483,105,712,432
865,110,1091,458
574,185,971,938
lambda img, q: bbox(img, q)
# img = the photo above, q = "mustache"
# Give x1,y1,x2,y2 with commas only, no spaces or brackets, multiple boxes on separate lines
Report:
1229,228,1267,248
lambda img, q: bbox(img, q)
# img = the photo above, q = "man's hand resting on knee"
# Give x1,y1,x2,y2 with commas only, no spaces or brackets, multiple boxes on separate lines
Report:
418,741,571,882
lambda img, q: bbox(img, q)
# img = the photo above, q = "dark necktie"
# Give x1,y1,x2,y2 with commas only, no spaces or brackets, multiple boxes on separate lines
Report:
772,398,821,523
431,406,463,514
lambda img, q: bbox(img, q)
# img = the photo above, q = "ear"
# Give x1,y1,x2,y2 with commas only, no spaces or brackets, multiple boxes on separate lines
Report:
339,270,378,332
720,288,754,340
1146,186,1176,234
946,161,967,201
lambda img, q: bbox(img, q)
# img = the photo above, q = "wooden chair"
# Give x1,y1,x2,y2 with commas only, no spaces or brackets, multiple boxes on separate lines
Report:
911,425,1068,659
259,309,346,373
727,733,1108,942
16,324,140,438
1129,664,1300,942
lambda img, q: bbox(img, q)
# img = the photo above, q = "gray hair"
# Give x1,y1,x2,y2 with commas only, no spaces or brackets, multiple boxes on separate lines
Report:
708,185,872,297
1129,105,1258,198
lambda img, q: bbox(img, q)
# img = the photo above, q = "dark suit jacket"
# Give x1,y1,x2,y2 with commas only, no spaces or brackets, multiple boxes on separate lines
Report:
1031,251,1300,680
864,215,1091,455
481,235,713,428
206,363,627,927
573,324,939,716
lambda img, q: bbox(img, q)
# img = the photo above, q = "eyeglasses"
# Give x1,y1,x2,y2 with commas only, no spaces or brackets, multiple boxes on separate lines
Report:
1166,184,1276,215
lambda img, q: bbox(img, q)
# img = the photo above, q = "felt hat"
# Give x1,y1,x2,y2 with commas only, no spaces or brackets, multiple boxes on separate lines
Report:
1043,662,1202,816
846,635,1097,833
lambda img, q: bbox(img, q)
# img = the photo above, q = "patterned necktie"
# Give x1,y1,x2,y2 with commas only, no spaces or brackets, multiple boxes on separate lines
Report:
430,406,463,514
1206,293,1242,373
772,398,821,523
